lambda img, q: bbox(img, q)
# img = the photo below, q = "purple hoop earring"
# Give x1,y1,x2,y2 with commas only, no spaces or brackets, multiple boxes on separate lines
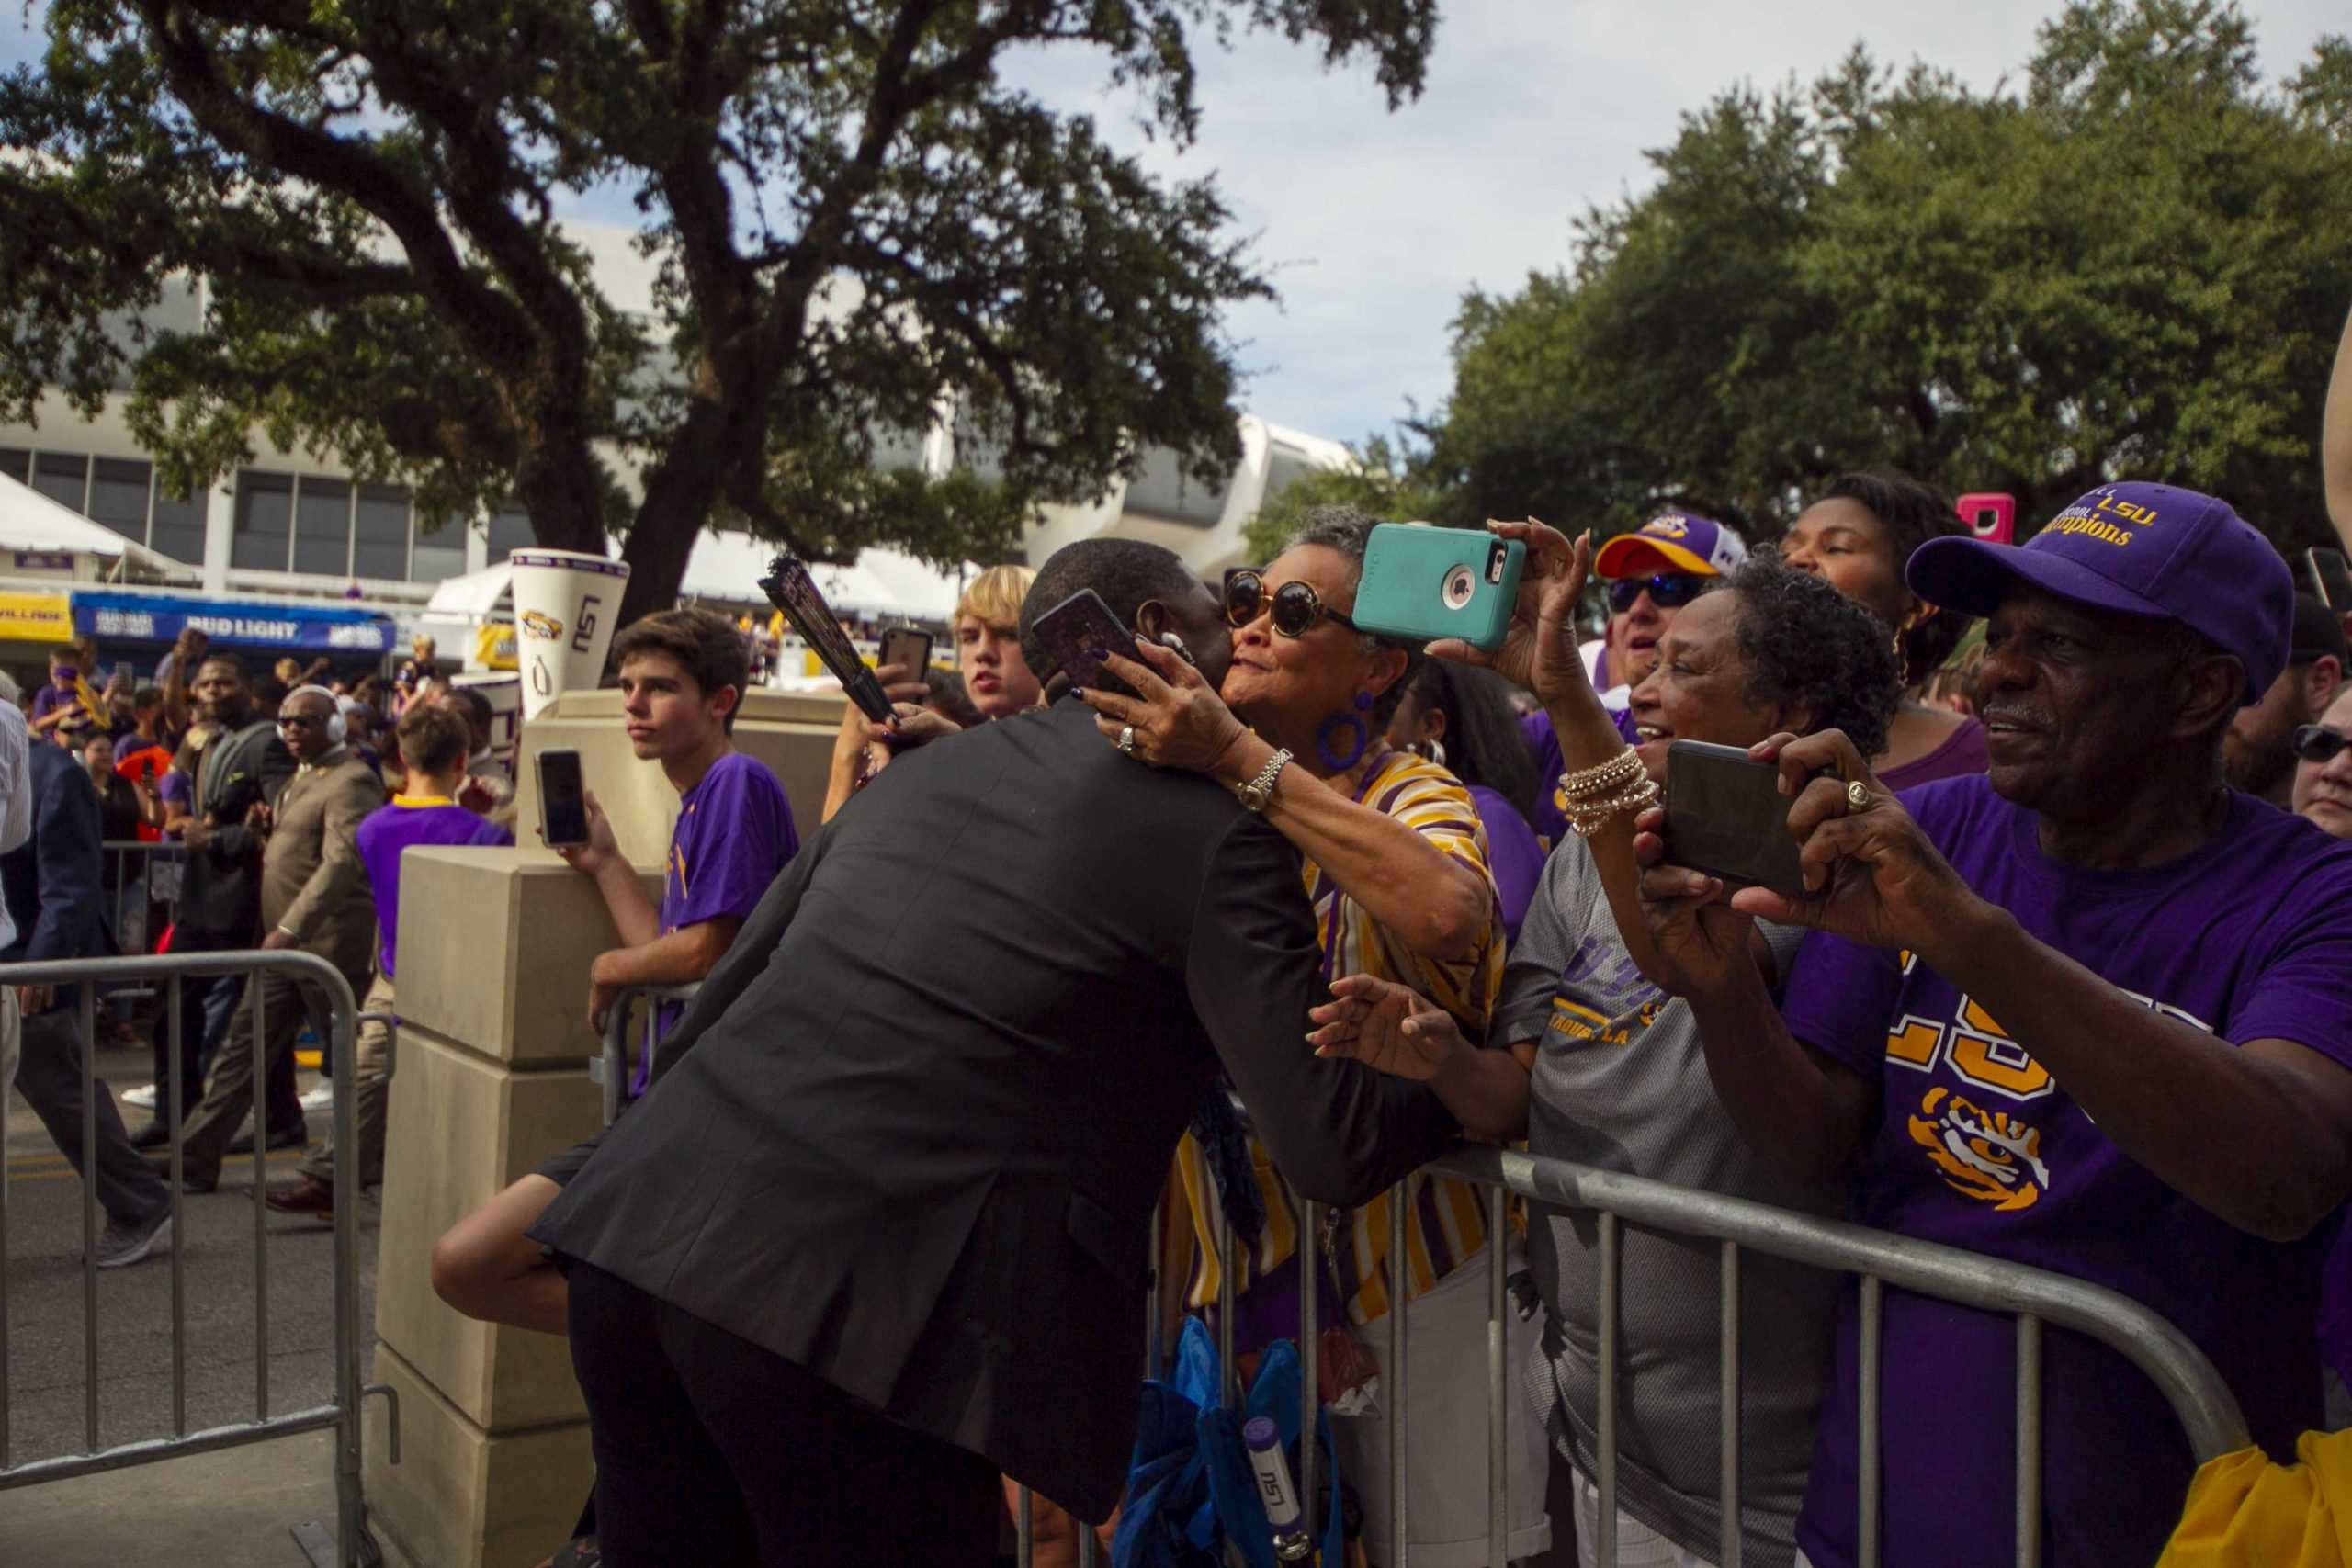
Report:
1315,691,1375,772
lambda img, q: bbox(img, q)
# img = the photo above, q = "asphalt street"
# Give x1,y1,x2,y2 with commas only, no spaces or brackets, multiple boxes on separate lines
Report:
0,1030,379,1562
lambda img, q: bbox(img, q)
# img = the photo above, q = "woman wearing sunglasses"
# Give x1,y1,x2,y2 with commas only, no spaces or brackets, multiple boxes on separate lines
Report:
2293,688,2352,840
1308,521,1900,1568
1078,504,1550,1566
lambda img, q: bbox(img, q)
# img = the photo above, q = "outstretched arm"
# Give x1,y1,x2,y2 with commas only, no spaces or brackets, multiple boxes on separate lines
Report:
2327,299,2352,554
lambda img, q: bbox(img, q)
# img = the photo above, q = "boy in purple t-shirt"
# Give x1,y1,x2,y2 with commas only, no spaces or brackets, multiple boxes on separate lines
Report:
267,701,510,1218
554,608,796,1086
1634,485,2352,1568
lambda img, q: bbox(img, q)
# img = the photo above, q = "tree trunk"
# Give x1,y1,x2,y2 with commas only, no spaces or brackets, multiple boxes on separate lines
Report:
616,499,707,628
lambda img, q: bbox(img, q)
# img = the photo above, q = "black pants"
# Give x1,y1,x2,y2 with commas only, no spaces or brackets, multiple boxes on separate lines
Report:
18,1000,169,1227
566,1260,1001,1566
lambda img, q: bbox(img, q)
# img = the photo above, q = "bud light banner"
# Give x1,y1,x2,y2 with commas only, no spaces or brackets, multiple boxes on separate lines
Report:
72,591,397,653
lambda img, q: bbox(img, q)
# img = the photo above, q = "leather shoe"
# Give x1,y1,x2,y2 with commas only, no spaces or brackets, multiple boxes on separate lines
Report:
225,1120,310,1156
264,1176,334,1219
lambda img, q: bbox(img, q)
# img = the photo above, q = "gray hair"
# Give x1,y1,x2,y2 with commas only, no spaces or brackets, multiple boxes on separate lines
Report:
1283,503,1422,727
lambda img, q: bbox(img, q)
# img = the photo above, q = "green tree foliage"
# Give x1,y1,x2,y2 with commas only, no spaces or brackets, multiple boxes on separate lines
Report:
1425,1,2352,554
0,1,1437,621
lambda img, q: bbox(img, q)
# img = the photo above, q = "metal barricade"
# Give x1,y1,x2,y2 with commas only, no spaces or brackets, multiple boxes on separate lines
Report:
98,840,185,960
0,950,401,1568
1014,1145,2249,1568
592,982,703,1127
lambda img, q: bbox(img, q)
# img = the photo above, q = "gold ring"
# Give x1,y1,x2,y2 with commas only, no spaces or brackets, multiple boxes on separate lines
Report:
1118,725,1137,756
1846,780,1871,812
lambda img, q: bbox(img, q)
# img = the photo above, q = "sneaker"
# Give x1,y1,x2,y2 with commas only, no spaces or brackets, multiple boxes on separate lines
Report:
95,1210,173,1269
298,1084,335,1112
123,1083,158,1111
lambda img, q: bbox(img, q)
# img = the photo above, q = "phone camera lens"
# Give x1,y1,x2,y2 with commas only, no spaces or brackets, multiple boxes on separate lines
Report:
1442,565,1476,609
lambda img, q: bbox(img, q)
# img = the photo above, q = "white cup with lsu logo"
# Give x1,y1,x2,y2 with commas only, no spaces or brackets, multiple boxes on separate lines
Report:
509,548,632,721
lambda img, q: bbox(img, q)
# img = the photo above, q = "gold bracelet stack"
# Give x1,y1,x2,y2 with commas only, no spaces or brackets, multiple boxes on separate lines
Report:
1559,747,1659,839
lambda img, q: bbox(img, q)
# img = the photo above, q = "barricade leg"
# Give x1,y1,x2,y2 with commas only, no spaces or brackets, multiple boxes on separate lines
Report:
1298,1194,1317,1552
168,976,187,1438
1486,1184,1505,1568
79,987,99,1453
1858,1275,1882,1568
1597,1210,1618,1568
1720,1239,1741,1568
2016,1314,2041,1568
1387,1182,1407,1564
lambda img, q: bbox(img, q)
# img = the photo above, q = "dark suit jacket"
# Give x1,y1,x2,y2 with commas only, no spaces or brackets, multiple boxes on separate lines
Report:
533,697,1461,1516
178,717,295,943
2,739,109,976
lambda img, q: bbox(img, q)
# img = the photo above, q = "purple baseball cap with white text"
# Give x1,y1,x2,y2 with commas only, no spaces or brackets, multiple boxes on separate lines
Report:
1905,481,2292,704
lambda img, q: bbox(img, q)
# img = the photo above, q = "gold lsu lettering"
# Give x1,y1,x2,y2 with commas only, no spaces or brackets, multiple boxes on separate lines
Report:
1881,987,2210,1104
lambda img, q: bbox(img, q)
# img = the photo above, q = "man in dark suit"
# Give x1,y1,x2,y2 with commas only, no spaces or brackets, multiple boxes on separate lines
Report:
528,539,1476,1565
135,651,301,1146
4,718,175,1267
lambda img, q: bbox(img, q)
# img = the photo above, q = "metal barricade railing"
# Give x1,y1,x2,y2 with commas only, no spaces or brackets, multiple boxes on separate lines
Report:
1017,1145,2250,1568
0,950,401,1568
98,840,184,955
592,982,703,1127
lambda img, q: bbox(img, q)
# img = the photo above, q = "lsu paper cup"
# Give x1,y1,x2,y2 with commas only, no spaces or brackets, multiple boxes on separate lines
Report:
510,548,630,721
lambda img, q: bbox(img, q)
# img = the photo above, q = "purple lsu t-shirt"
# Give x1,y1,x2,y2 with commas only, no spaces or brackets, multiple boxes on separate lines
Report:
356,799,514,977
1780,778,2352,1568
645,752,797,1075
1521,706,1643,850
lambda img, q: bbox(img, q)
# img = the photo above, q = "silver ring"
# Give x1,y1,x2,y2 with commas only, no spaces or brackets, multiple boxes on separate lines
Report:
1846,780,1871,812
1118,725,1137,756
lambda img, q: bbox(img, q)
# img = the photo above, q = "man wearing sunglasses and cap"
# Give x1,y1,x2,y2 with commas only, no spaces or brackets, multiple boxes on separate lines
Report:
1633,481,2352,1568
2223,592,2346,808
1521,511,1747,846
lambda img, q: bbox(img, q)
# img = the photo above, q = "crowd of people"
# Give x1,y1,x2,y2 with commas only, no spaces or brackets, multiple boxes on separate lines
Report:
8,403,2352,1568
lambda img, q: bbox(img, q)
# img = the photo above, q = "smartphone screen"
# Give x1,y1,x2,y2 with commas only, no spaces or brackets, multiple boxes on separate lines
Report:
537,749,589,848
879,626,933,676
1663,739,1805,899
1031,589,1134,690
2306,547,2352,611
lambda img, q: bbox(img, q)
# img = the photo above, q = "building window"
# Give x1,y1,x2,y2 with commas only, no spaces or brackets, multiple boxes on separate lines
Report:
353,483,410,581
486,506,534,564
32,451,88,513
232,470,294,570
292,476,353,577
412,512,468,582
87,457,153,545
0,448,28,485
150,487,205,565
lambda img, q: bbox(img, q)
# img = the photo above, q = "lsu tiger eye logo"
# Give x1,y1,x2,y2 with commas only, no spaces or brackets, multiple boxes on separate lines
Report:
1642,515,1690,539
1908,1087,2050,1213
520,609,564,640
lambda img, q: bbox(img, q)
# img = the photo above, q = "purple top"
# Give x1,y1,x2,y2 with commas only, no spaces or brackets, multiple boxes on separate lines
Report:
643,751,797,1087
1466,784,1544,946
1521,706,1642,851
1874,714,1990,793
156,771,191,808
1780,779,2352,1568
356,797,514,977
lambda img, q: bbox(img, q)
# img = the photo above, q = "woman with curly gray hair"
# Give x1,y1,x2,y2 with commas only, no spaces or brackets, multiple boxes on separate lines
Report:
1310,525,1900,1568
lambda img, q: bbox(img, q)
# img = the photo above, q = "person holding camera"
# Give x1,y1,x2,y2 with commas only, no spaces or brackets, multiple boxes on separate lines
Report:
1314,523,1899,1568
1631,484,2352,1568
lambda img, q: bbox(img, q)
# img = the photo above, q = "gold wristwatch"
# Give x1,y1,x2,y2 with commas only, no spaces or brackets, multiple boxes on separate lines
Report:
1235,748,1292,812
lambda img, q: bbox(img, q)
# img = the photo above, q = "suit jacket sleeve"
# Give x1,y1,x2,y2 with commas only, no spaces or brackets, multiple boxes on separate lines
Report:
277,768,383,942
26,761,102,964
1186,813,1460,1205
208,732,297,866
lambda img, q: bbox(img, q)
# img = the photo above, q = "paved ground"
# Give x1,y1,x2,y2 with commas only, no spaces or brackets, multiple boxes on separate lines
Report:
0,1032,382,1566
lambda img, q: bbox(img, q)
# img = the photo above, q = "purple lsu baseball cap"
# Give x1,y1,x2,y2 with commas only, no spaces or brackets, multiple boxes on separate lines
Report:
1905,481,2292,704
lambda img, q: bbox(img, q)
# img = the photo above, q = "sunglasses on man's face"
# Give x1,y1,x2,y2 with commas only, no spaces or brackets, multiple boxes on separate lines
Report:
1223,569,1360,638
1606,574,1706,615
2292,724,2350,765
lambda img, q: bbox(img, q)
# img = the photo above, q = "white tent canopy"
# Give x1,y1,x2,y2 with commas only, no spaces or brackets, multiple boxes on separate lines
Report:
0,473,189,578
420,531,977,627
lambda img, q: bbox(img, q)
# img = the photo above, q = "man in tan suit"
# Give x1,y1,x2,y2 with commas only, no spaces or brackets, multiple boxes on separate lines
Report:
163,685,384,1192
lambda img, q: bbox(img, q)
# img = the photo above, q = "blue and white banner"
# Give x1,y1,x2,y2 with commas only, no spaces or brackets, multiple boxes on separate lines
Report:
73,592,397,654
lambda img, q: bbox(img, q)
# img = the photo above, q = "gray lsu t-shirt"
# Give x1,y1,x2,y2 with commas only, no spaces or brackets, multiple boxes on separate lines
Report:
1498,838,1845,1568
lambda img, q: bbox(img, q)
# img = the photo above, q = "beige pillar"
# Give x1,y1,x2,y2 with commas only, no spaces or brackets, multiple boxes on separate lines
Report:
366,847,650,1568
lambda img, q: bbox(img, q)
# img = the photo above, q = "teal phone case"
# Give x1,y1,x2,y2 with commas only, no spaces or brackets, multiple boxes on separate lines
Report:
1351,525,1526,653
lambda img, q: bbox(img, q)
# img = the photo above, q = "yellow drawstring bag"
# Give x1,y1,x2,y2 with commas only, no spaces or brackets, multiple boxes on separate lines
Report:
2160,1429,2352,1567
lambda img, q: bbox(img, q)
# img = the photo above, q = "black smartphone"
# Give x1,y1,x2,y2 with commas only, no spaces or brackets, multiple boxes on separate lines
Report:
2305,547,2352,612
1663,739,1805,900
537,748,590,848
760,554,894,722
1031,588,1135,691
878,626,933,677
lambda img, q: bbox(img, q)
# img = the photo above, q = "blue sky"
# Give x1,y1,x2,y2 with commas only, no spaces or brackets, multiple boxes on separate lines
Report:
6,3,2341,449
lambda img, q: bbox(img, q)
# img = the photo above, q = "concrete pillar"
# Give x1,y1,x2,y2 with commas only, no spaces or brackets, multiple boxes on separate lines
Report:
365,847,654,1568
